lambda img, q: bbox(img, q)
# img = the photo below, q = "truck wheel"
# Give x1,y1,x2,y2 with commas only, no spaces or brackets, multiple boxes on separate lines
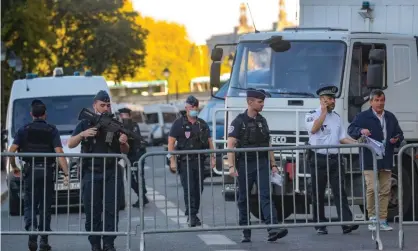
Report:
249,195,292,222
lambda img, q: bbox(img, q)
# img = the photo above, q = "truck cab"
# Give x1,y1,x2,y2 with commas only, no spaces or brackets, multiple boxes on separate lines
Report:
210,0,418,221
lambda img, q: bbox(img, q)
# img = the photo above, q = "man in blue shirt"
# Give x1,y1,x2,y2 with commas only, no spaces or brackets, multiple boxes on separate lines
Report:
348,89,404,231
8,99,69,251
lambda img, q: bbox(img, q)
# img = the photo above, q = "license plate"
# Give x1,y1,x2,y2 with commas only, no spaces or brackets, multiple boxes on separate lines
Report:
55,182,80,191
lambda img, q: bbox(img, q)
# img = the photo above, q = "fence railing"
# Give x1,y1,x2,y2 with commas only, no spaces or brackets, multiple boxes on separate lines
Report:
137,144,383,250
397,143,418,249
0,152,133,250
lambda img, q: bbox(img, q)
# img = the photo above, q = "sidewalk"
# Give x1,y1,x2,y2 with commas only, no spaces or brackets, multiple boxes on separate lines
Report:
1,170,8,204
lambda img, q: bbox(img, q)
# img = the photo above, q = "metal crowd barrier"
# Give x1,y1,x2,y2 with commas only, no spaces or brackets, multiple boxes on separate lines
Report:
137,144,383,251
0,152,132,251
397,143,418,250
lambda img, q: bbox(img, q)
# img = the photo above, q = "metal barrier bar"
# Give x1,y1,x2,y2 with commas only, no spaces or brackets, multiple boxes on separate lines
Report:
397,143,418,249
138,144,383,250
1,152,132,250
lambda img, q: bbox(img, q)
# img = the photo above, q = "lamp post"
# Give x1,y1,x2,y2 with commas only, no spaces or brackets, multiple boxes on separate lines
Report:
163,68,170,104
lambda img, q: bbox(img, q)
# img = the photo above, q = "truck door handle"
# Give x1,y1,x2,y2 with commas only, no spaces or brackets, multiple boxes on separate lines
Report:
288,100,304,106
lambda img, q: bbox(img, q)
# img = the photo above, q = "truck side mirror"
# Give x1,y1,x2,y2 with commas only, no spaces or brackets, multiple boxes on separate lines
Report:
366,64,384,89
210,47,223,98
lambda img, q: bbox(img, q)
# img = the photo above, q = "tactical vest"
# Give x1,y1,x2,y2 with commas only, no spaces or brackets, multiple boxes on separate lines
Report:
81,124,119,168
236,114,270,159
20,122,55,166
176,117,210,152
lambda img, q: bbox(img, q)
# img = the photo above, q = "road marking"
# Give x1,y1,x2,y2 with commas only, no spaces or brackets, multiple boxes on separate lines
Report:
147,194,166,201
161,208,184,217
197,234,237,245
154,200,177,208
170,216,188,224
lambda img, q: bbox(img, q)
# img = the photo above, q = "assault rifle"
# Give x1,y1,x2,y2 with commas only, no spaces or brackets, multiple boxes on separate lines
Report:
78,108,142,142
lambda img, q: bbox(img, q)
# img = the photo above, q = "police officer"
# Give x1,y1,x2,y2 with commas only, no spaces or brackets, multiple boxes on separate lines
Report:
227,89,288,243
68,91,129,251
118,107,149,207
305,86,359,235
167,95,215,227
8,99,69,251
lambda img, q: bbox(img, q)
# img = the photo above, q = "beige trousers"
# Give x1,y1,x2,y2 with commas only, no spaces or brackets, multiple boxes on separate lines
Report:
364,170,392,219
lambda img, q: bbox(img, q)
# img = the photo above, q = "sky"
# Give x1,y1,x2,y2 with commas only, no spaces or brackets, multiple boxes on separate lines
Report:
132,0,300,45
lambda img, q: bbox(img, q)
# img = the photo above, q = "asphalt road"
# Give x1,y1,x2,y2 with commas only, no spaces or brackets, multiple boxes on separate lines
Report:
2,146,418,251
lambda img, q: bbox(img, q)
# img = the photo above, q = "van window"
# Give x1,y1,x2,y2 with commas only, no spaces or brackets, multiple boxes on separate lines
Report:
131,111,144,123
163,113,177,123
145,113,158,124
12,95,94,136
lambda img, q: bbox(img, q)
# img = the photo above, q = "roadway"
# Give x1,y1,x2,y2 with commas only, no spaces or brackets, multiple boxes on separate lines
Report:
2,146,418,251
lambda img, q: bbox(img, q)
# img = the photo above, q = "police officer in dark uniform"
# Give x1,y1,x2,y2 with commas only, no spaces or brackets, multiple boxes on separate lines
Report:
305,86,359,235
227,89,288,243
167,95,216,227
8,99,69,251
68,91,129,251
118,107,149,208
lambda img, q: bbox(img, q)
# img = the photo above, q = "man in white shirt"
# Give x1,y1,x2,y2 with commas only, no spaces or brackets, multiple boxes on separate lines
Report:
305,86,359,235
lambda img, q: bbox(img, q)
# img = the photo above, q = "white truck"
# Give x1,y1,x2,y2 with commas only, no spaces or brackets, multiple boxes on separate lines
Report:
210,0,418,221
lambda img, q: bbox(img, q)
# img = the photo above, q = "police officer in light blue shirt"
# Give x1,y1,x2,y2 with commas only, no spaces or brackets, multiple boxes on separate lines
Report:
305,86,359,235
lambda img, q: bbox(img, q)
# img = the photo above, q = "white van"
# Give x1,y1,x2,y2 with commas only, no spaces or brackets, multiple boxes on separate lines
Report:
143,104,180,146
3,68,111,215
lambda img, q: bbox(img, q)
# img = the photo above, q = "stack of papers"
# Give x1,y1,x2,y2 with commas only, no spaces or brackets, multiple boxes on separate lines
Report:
361,136,385,159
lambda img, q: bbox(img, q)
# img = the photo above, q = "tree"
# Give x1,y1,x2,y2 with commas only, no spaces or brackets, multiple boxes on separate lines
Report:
134,15,210,94
49,0,148,81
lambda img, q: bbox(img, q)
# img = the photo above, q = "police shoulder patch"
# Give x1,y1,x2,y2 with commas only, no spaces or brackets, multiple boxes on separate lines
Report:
228,126,235,134
308,110,316,114
306,116,314,122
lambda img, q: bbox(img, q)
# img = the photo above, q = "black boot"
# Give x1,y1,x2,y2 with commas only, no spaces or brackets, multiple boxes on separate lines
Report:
39,236,52,251
28,235,37,251
91,244,102,251
103,243,116,251
132,200,139,208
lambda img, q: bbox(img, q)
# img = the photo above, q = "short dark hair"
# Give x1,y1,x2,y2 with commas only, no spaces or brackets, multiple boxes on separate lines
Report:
369,89,385,101
31,99,46,117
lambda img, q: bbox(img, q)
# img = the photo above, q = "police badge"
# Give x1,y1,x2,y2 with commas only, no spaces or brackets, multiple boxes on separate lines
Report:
185,131,191,139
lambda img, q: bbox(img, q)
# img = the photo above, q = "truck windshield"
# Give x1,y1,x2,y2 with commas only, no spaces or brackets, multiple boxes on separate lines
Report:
227,41,346,98
12,95,94,136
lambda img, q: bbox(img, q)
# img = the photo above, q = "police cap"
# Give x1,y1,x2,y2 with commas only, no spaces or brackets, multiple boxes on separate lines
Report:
94,90,111,102
186,95,199,107
118,107,132,114
246,88,270,100
316,86,338,97
31,99,46,117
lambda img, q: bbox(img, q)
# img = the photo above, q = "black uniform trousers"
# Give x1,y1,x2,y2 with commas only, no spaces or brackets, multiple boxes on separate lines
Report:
23,166,54,238
82,166,120,246
309,153,352,229
237,157,278,235
129,158,147,201
178,158,205,216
